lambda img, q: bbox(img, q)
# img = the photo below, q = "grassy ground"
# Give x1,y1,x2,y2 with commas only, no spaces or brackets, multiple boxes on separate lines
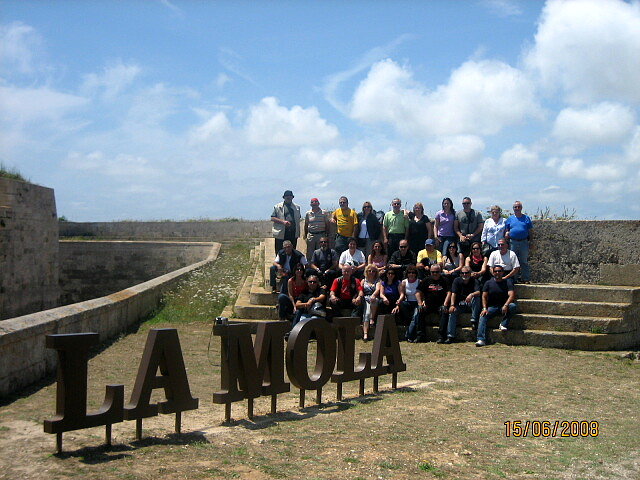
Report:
0,241,638,480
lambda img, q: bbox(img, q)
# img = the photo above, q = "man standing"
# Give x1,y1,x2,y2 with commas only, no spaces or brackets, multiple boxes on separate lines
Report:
304,198,330,261
269,240,307,294
383,198,410,256
446,266,481,343
409,264,450,343
310,236,340,288
271,190,301,254
332,196,359,255
387,239,416,279
475,266,517,347
454,197,484,257
505,200,533,283
487,239,520,281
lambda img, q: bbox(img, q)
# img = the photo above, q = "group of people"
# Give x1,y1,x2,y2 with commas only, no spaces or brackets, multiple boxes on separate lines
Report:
270,191,533,346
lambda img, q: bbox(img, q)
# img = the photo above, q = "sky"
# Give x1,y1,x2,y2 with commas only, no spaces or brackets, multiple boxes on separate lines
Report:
1,0,639,221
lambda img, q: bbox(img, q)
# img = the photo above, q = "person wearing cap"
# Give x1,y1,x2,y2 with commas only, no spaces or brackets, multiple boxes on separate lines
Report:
271,190,301,254
416,238,443,278
303,197,330,261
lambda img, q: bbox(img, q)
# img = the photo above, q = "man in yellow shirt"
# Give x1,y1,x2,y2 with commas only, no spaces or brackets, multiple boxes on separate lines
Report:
332,196,359,255
416,239,442,278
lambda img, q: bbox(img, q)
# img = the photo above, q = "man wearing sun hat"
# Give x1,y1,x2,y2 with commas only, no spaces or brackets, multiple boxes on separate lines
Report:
271,190,301,254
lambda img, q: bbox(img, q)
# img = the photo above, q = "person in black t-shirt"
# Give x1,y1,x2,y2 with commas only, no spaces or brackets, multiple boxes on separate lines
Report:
310,236,339,288
406,264,450,343
445,266,481,343
475,266,517,347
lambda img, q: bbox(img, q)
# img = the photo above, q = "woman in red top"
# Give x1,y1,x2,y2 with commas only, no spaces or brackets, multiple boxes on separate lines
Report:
277,264,308,320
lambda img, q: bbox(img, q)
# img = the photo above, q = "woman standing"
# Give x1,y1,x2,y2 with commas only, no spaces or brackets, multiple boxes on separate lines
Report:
481,205,506,256
361,265,381,341
407,202,434,256
434,198,456,254
367,240,388,275
357,202,381,258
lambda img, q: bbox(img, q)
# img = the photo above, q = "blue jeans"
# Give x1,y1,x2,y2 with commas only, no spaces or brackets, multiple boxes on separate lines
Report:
403,301,422,340
510,239,530,282
447,296,481,339
292,311,314,328
477,303,518,342
277,293,293,320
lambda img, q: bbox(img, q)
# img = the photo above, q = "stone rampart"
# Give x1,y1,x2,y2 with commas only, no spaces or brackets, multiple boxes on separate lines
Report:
59,241,216,304
530,220,640,285
0,178,60,320
59,220,271,240
0,243,220,397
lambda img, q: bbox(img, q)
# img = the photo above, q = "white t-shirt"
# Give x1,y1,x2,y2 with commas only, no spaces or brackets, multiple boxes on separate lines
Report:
339,249,366,267
487,249,520,271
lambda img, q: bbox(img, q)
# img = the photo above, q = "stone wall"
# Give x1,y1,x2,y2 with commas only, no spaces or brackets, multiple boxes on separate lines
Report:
0,243,220,397
0,178,60,320
59,241,216,304
60,220,271,240
530,220,640,285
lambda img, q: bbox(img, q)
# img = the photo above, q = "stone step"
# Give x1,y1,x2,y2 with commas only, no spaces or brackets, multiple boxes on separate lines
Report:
513,313,633,334
517,298,631,318
516,283,640,303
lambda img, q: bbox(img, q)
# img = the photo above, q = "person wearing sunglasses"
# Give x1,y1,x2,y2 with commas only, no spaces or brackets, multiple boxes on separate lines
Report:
331,196,359,256
309,236,339,288
387,239,416,279
445,266,481,343
357,202,381,258
303,197,330,261
475,265,517,347
409,264,451,343
292,275,327,328
454,197,484,257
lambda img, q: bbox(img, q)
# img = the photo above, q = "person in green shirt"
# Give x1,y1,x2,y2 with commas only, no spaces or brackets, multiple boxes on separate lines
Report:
383,197,410,256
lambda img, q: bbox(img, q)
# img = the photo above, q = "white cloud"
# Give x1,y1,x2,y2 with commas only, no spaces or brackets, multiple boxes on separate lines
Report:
525,0,640,104
387,175,435,193
547,157,625,181
216,73,231,89
624,126,640,164
64,151,162,178
189,112,231,144
81,61,142,100
552,103,635,148
350,58,540,136
296,144,399,172
499,143,539,168
246,97,339,147
469,158,495,185
0,84,88,124
0,21,42,75
424,135,485,163
482,0,524,17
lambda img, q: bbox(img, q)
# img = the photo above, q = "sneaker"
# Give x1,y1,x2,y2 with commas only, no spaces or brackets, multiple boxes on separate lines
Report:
470,320,478,331
271,287,278,294
436,338,445,344
499,325,508,331
444,338,453,344
475,340,486,347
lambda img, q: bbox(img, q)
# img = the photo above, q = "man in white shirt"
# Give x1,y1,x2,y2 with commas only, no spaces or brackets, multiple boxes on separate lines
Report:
487,239,520,281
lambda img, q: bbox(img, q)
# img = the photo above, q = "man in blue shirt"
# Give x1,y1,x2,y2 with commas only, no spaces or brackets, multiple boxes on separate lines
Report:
505,201,533,283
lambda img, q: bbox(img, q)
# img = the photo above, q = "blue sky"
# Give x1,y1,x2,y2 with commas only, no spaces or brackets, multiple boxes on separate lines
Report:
2,0,639,221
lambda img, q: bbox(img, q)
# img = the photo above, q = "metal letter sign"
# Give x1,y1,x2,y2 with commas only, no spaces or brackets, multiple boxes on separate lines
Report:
43,333,124,453
44,317,406,451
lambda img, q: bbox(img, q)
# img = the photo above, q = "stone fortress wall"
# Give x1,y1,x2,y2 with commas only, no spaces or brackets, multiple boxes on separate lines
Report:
0,178,60,320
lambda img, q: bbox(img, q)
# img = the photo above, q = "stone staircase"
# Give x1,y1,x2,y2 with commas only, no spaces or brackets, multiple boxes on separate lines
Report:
227,238,640,351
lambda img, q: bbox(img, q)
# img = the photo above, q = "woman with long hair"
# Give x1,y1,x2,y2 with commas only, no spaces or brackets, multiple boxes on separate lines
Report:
434,197,456,254
466,241,490,285
367,240,387,275
361,265,381,341
277,263,308,320
376,269,400,316
357,201,382,258
442,242,464,285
